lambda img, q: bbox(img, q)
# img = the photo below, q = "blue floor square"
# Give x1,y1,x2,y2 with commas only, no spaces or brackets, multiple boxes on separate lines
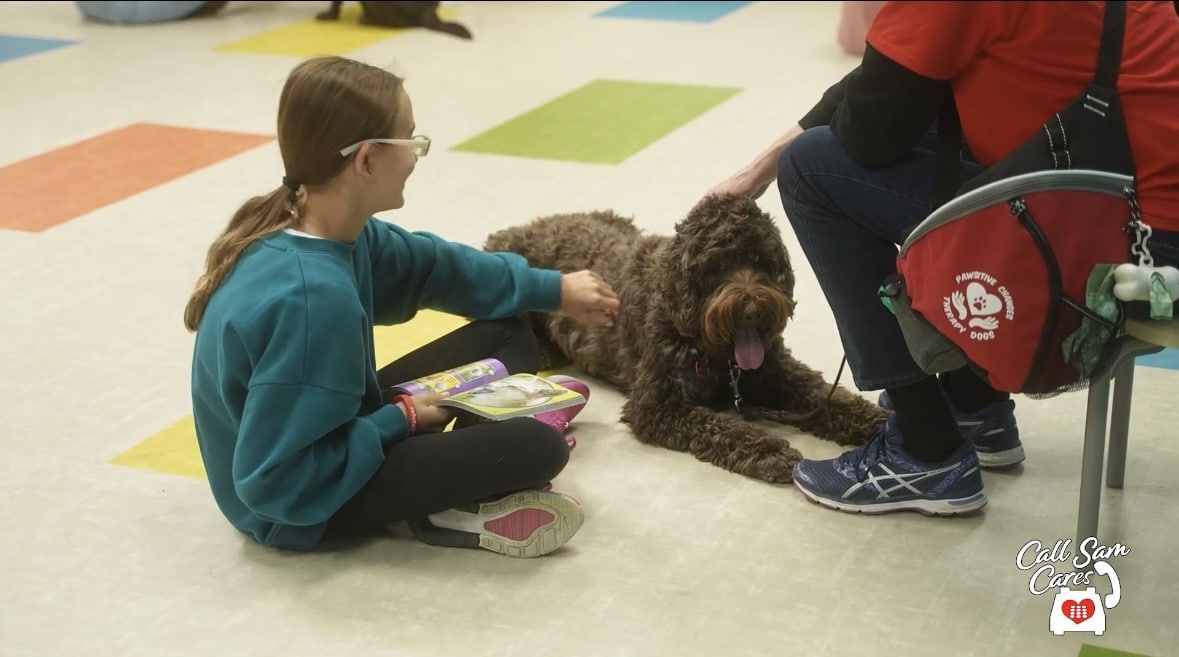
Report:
595,1,754,24
0,34,77,64
1137,347,1179,371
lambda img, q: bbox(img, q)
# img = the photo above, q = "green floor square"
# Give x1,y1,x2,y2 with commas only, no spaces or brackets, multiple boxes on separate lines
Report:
1079,644,1157,657
452,79,740,164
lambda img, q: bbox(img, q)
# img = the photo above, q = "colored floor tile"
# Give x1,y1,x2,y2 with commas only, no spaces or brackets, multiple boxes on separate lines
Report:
0,123,272,233
111,310,471,480
595,1,753,23
215,4,460,56
1079,644,1157,657
1136,348,1179,370
0,33,76,63
111,415,210,481
452,79,741,165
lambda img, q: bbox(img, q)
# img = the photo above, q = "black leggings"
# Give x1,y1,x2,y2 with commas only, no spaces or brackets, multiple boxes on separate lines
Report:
323,318,570,542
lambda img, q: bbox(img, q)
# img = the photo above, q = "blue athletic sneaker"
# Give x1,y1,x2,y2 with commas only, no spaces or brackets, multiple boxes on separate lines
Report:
792,416,987,516
878,392,1024,468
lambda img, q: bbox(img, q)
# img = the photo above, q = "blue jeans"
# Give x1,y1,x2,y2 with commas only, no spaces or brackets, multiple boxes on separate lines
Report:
776,126,981,391
777,126,1179,392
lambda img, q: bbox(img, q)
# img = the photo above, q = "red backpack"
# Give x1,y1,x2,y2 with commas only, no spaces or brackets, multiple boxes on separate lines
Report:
879,1,1153,397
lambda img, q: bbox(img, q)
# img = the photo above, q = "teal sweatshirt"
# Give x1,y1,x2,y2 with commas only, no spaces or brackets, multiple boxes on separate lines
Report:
190,218,562,550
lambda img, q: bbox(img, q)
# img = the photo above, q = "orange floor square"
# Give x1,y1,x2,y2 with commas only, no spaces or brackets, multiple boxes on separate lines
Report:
0,123,273,232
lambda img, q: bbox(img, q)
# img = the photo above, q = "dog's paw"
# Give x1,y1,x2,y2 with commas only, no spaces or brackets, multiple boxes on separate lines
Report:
807,392,889,447
735,441,801,481
732,439,803,484
685,420,803,483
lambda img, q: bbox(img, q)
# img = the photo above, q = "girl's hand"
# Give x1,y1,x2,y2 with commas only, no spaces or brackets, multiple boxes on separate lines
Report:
559,270,620,328
413,393,455,433
396,393,455,434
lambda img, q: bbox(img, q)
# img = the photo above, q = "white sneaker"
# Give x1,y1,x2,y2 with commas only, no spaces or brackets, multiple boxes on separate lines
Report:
407,489,584,558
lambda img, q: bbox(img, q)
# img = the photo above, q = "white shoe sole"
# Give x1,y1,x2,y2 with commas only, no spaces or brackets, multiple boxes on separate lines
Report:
429,490,584,558
794,483,988,517
977,445,1026,468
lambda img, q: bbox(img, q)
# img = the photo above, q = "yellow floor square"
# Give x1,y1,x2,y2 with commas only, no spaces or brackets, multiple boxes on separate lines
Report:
112,310,471,480
215,5,463,57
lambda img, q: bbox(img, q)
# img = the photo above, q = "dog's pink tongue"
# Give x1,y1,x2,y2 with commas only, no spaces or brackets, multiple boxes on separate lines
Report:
734,327,764,371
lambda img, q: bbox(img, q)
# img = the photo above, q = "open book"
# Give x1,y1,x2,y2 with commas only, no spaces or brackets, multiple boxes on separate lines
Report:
389,358,586,420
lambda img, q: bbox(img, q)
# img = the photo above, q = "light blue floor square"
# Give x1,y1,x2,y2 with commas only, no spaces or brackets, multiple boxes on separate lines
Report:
1137,348,1179,371
0,34,77,64
595,1,754,24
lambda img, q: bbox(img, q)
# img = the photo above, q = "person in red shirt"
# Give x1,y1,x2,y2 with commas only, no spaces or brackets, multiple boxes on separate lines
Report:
703,1,1179,516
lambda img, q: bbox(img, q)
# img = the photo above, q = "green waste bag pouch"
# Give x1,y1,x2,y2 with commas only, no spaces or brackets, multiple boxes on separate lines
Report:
1148,270,1174,320
1062,264,1124,380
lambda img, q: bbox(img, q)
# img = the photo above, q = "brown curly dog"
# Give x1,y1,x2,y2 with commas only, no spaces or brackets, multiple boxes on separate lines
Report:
483,194,887,483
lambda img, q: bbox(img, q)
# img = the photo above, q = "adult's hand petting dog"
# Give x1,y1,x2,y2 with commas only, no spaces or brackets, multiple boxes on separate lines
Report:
559,270,619,328
698,123,807,210
703,168,772,204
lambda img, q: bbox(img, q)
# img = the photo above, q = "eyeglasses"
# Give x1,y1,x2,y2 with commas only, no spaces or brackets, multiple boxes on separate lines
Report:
339,135,431,158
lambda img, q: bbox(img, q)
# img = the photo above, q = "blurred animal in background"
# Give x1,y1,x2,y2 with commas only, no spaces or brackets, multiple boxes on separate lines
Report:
317,1,473,39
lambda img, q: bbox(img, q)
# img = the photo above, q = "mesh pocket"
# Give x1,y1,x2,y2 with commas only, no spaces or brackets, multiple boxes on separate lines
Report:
1036,265,1125,399
1054,318,1120,395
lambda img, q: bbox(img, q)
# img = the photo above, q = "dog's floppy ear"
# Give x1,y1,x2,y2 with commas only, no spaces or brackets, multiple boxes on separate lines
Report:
755,213,796,297
661,231,703,337
674,193,752,276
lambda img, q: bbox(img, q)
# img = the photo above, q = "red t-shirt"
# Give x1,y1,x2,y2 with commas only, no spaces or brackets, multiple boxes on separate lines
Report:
868,1,1179,231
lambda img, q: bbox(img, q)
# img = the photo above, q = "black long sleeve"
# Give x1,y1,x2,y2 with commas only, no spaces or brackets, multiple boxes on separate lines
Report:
798,70,854,131
796,43,949,168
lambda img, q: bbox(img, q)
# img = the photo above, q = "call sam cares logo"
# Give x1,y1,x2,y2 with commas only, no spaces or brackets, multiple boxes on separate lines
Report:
1016,536,1129,637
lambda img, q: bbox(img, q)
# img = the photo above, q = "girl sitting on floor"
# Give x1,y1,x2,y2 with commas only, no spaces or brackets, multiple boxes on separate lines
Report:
184,55,618,558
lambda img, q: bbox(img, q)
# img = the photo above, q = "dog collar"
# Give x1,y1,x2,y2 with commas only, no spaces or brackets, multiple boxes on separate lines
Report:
727,360,744,413
691,351,743,412
695,357,710,376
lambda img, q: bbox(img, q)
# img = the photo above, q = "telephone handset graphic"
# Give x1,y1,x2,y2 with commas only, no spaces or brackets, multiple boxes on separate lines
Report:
1050,560,1121,636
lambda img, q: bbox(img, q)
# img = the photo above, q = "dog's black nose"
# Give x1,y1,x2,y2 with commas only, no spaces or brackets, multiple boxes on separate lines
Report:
742,302,760,324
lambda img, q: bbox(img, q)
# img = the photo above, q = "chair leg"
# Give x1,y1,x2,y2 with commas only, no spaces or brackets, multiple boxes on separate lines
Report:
1078,374,1112,546
1106,359,1136,490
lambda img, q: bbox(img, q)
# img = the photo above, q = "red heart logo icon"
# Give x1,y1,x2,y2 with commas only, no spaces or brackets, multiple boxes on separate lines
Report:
1062,599,1096,624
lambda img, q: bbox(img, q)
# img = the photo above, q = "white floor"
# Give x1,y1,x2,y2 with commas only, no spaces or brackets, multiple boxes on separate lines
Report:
1,2,1175,656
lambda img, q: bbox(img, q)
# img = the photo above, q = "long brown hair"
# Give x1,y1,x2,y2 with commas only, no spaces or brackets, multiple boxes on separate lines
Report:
182,56,404,332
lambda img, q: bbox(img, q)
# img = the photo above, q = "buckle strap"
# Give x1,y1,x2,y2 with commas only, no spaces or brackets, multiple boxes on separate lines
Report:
1092,1,1126,91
